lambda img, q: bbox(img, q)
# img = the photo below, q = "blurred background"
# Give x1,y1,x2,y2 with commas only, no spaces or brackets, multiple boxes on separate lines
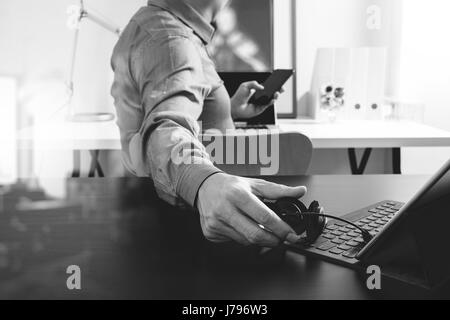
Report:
1,0,450,190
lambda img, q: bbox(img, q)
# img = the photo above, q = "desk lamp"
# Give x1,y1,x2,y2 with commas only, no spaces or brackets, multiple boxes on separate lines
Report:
66,0,121,122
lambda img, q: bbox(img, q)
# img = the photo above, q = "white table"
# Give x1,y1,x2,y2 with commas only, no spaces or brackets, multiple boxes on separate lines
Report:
16,119,450,176
17,121,121,177
279,119,450,149
279,119,450,174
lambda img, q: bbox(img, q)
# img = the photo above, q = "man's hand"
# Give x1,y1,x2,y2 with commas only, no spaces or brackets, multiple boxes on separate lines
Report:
197,173,307,247
230,81,283,120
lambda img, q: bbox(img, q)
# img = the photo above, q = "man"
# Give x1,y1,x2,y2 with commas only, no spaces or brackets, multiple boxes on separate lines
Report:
111,0,306,247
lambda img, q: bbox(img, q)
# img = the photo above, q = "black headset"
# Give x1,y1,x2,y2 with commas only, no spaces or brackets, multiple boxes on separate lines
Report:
266,198,373,245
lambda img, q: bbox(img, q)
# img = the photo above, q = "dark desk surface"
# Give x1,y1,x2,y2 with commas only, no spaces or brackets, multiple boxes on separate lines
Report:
0,175,448,300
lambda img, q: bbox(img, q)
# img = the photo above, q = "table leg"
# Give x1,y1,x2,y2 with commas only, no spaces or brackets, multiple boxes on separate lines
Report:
89,150,105,178
392,148,402,174
72,150,81,178
348,148,373,175
72,150,105,178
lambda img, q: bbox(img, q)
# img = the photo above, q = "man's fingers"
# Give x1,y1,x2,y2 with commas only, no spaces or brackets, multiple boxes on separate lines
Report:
236,192,299,242
244,81,264,91
250,179,307,200
225,208,281,247
254,92,281,109
216,223,251,246
202,213,251,245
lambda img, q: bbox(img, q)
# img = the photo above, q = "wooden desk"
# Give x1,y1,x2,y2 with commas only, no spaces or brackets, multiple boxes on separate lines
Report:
16,119,450,176
1,175,449,299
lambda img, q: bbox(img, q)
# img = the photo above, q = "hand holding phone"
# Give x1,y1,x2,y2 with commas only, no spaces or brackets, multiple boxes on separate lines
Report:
248,69,294,106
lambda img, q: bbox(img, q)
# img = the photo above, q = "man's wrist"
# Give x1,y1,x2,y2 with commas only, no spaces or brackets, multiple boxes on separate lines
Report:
195,171,226,209
177,164,223,208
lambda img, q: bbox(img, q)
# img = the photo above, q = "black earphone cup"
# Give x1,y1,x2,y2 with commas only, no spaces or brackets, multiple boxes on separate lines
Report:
305,202,327,242
269,198,328,244
277,197,308,213
305,214,326,242
271,198,308,235
275,198,327,244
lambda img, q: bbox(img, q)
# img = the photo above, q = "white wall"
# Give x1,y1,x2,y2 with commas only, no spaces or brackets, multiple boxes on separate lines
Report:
0,77,17,184
398,0,450,174
296,0,450,174
296,0,403,117
0,0,144,179
296,0,403,174
0,0,145,118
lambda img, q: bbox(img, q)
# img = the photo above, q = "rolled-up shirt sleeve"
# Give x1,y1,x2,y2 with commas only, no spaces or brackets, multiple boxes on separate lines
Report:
129,35,222,207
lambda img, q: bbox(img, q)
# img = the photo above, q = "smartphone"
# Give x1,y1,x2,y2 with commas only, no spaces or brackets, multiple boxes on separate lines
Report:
248,69,294,106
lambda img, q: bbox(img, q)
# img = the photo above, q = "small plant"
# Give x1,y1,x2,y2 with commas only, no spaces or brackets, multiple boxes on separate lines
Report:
319,85,345,111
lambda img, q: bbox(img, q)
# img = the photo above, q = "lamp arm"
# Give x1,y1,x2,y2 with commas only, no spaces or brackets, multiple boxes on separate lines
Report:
64,1,121,121
82,9,121,36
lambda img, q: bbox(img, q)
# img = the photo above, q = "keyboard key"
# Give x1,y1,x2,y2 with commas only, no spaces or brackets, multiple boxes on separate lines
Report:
368,209,378,214
373,213,384,218
338,244,352,251
367,216,377,221
331,230,344,236
334,222,347,227
329,248,344,255
346,225,356,229
338,227,351,233
354,237,365,243
323,233,335,240
360,219,371,224
382,217,391,222
347,231,360,237
313,236,330,247
346,240,361,247
340,235,352,241
343,249,360,258
369,222,379,228
331,238,345,244
325,225,339,231
317,242,337,251
355,222,365,227
362,226,373,231
386,202,396,206
386,209,397,214
375,219,386,225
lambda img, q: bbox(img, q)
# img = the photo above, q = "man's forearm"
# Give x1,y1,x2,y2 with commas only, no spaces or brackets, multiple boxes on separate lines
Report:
137,110,222,207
